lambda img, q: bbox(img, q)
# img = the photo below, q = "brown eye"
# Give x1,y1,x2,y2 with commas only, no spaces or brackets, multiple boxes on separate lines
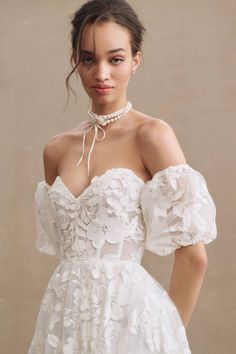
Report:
111,57,124,64
80,57,94,64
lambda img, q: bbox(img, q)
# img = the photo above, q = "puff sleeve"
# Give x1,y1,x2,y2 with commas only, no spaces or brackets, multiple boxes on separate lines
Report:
34,181,60,257
140,164,217,256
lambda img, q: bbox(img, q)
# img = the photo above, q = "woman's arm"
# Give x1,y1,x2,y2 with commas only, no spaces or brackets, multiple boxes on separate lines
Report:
138,117,208,327
168,242,208,328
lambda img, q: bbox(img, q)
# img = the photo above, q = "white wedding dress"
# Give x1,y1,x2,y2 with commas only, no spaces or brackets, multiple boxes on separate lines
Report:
28,163,217,354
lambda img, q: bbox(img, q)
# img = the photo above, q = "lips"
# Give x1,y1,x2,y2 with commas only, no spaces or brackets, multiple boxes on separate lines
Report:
92,85,114,95
92,85,113,89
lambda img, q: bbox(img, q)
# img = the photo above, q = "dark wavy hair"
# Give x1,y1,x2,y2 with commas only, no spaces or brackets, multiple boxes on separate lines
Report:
64,0,146,109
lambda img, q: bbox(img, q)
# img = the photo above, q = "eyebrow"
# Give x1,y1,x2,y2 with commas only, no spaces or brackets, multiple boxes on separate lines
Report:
80,48,126,55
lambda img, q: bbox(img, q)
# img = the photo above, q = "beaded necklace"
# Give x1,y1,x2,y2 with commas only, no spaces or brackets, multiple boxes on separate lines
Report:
75,101,132,176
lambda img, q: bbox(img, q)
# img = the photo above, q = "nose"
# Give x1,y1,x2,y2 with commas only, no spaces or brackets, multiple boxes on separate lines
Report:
94,61,110,82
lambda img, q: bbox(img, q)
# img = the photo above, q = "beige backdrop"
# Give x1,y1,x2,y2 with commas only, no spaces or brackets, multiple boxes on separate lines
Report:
1,0,235,353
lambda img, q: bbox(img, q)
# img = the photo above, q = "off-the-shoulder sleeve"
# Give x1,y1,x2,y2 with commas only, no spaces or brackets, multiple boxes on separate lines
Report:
140,164,217,256
34,181,60,257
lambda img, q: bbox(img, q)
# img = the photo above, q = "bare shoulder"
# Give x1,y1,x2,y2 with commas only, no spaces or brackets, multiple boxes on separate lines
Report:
136,113,170,136
43,132,71,184
136,114,176,145
42,124,88,184
135,112,187,175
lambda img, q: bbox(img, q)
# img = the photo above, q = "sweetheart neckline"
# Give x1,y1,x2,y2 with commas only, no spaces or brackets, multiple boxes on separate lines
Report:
49,167,146,202
40,164,190,202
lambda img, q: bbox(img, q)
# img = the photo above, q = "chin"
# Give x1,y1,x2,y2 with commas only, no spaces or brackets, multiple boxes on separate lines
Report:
89,94,116,104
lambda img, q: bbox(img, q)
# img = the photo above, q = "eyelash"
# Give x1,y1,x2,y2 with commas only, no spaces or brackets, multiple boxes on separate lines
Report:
112,57,124,64
80,57,124,65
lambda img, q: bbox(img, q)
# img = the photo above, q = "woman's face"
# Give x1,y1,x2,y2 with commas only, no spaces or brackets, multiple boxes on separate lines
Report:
77,21,141,108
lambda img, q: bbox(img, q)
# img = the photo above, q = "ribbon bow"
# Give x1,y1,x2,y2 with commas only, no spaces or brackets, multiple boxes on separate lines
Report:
75,119,106,176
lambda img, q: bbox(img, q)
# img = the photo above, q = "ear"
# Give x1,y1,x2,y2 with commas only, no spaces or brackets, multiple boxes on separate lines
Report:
131,51,141,74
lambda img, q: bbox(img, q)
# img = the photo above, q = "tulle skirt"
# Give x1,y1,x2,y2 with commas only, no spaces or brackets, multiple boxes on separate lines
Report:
28,258,191,354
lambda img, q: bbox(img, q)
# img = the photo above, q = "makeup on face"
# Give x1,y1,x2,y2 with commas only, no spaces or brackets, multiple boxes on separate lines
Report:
77,22,134,102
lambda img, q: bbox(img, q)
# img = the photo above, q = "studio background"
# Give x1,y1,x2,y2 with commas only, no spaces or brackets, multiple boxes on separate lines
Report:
0,1,235,353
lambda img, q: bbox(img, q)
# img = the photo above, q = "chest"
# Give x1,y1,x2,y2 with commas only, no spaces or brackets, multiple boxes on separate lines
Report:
57,127,146,199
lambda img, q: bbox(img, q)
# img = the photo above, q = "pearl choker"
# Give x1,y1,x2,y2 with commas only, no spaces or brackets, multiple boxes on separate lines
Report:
88,101,132,126
75,101,132,176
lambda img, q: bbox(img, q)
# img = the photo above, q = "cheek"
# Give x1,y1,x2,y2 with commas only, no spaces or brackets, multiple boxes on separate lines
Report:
114,65,131,83
78,69,90,86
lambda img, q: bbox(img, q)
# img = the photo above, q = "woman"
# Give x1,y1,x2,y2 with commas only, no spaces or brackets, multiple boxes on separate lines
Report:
28,0,217,353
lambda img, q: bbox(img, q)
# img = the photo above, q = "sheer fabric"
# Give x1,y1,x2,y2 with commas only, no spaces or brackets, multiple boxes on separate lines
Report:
29,164,217,353
140,164,217,256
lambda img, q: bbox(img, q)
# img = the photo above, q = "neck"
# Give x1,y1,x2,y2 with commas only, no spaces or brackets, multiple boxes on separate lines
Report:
90,98,128,115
